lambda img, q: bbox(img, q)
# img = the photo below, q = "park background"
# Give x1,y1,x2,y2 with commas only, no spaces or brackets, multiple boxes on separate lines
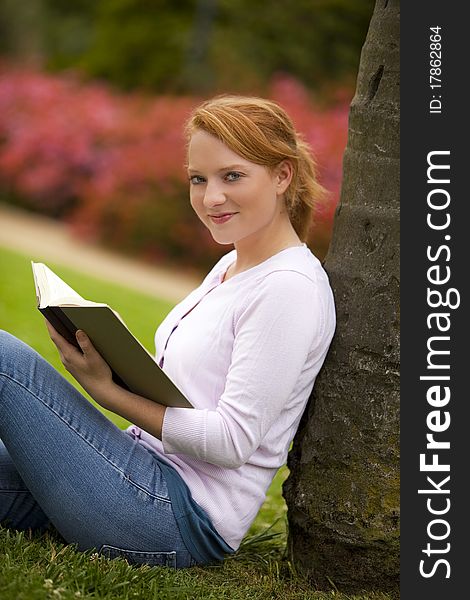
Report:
0,2,392,599
0,0,375,271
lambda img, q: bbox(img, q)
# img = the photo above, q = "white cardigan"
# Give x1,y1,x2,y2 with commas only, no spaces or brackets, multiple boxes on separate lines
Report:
127,244,336,550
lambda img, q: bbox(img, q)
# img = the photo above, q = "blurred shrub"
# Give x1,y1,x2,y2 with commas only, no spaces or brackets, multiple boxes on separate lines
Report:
209,0,374,95
0,64,349,270
1,0,373,95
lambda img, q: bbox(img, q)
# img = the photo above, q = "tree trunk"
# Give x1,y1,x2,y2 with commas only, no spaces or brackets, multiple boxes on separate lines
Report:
283,0,400,594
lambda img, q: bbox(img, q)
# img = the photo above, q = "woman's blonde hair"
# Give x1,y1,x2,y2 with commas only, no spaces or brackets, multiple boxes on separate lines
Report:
184,95,328,241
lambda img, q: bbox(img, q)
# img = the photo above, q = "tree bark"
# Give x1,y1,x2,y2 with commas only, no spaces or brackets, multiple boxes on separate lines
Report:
283,0,400,594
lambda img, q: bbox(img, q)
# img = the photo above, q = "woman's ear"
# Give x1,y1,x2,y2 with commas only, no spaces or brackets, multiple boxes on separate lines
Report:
275,160,294,195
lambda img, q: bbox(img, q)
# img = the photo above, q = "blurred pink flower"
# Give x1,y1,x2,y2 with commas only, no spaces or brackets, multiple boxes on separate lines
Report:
0,64,350,264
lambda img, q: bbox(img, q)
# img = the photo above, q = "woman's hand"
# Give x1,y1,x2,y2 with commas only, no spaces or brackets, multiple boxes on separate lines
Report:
45,320,114,404
45,320,167,439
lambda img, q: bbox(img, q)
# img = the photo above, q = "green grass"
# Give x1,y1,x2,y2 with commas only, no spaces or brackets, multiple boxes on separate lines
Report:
0,245,393,599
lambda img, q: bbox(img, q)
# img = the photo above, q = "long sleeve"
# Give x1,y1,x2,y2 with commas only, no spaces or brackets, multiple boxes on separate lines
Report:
128,245,336,550
161,270,326,469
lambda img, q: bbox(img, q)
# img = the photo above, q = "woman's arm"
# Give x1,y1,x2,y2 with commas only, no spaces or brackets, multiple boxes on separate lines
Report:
45,320,166,439
162,271,333,468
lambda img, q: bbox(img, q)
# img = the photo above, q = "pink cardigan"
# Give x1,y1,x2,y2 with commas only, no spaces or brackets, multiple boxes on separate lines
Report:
127,244,336,550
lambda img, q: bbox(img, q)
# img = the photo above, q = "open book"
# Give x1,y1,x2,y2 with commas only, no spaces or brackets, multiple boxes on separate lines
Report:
31,261,193,409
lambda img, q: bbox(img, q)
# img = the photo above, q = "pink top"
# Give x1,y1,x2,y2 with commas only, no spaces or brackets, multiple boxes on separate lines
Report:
127,244,336,550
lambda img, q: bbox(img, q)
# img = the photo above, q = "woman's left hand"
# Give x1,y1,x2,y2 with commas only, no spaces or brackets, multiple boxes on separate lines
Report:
45,320,114,402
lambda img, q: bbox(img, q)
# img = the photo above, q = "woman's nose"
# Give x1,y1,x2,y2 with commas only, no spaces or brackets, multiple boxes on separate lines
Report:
202,181,226,208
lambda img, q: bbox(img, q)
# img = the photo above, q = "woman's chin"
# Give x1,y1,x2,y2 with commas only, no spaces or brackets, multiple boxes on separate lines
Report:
213,236,235,246
209,231,237,245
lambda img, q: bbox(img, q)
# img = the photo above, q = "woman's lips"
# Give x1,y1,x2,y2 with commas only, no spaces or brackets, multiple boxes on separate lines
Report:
209,213,237,224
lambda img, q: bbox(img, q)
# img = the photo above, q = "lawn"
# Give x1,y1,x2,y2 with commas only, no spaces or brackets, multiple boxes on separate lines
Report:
0,245,393,599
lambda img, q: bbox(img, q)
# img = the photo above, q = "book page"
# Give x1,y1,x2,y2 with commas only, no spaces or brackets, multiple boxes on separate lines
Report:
32,262,104,308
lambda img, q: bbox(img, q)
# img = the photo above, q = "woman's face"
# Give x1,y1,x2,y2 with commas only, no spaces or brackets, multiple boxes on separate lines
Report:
187,129,291,246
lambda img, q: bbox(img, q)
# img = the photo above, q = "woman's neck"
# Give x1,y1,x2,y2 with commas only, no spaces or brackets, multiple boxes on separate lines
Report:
226,219,302,280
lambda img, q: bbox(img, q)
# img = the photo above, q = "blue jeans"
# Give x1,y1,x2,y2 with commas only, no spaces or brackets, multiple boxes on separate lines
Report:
0,330,198,568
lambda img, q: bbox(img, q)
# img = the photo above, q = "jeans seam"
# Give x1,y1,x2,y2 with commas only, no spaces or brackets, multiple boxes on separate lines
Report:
99,545,178,567
1,372,172,505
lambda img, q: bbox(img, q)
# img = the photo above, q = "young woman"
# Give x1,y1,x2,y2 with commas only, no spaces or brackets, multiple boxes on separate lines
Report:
0,95,336,568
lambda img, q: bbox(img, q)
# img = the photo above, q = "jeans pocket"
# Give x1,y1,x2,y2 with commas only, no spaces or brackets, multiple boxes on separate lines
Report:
99,544,177,568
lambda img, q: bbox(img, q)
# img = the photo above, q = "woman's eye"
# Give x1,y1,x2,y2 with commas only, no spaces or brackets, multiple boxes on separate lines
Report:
189,175,205,185
225,172,241,182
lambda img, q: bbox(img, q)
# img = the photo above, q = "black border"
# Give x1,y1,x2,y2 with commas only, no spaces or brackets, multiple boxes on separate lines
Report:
401,2,467,596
